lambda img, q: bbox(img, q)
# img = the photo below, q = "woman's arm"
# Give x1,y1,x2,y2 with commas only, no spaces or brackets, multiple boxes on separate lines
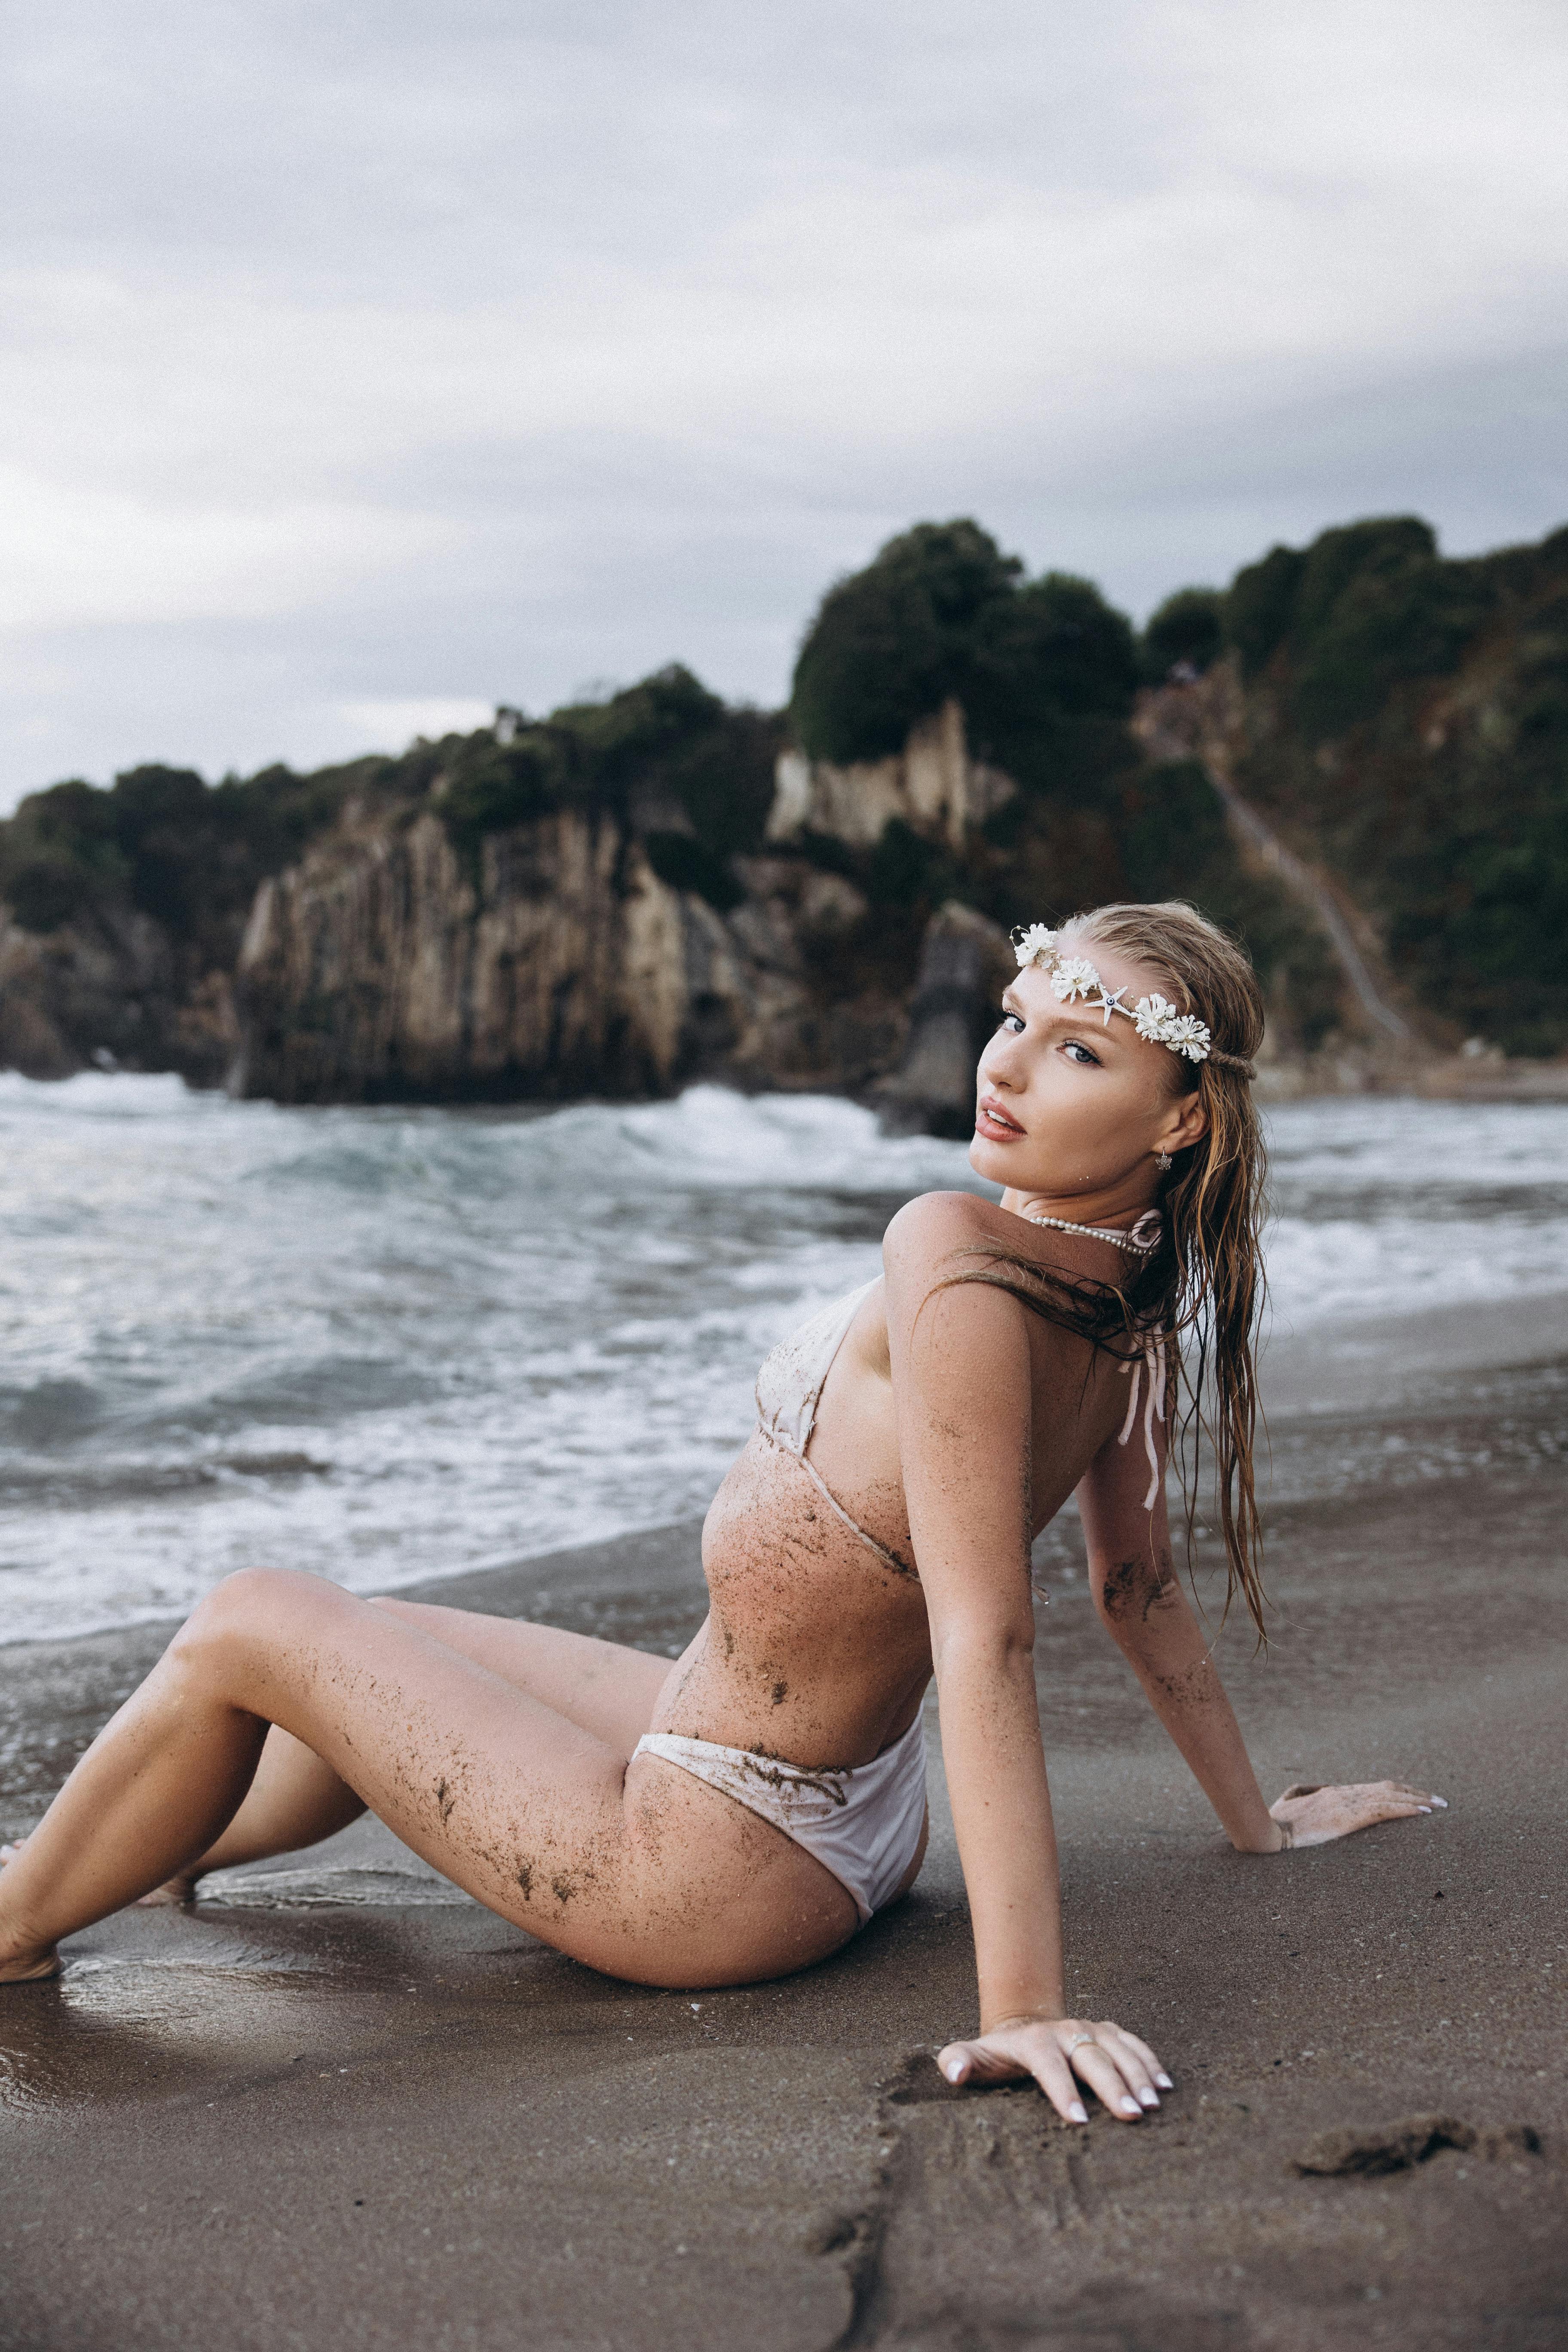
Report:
883,1198,1166,2123
1076,1447,1282,1848
1076,1431,1445,1848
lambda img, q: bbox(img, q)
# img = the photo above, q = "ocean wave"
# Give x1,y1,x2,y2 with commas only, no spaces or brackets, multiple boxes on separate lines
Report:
3,1075,1566,1642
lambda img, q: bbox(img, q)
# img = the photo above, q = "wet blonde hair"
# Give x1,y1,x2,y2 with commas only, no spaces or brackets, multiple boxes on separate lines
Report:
961,899,1270,1637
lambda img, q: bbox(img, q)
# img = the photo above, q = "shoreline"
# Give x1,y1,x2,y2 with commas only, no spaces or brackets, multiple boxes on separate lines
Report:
7,1283,1568,1667
1257,1051,1568,1106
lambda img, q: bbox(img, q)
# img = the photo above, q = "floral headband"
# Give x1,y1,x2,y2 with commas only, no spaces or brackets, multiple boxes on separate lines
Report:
1012,925,1256,1077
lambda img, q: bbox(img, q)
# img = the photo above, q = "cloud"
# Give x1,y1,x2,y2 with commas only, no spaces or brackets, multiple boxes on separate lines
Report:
2,0,1566,806
340,697,496,747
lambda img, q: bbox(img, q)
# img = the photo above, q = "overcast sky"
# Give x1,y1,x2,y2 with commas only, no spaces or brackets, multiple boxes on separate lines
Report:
3,0,1566,808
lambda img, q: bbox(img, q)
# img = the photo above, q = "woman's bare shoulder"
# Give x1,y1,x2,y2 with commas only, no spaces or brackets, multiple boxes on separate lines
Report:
882,1190,1012,1280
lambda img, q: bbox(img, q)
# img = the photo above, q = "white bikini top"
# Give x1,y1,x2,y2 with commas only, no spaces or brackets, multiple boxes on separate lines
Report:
754,1246,1169,1573
753,1280,913,1576
754,1278,879,1458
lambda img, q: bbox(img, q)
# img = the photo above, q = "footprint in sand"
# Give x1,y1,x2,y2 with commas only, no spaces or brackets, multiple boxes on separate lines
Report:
1289,2114,1547,2177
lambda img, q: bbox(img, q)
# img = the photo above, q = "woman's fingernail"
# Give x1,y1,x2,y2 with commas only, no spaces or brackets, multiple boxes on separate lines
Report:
1431,1796,1449,1807
1138,2088,1158,2106
943,2059,964,2082
1121,2098,1141,2117
1418,1806,1432,1814
1068,2102,1087,2124
1156,2073,1173,2089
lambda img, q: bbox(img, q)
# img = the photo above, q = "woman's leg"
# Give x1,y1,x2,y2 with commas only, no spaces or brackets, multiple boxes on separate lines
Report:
369,1601,674,1752
130,1603,676,1899
3,1725,370,1906
133,1727,369,1899
0,1568,852,1987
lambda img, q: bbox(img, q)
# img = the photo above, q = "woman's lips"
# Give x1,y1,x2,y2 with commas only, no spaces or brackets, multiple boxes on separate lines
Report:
975,1096,1026,1139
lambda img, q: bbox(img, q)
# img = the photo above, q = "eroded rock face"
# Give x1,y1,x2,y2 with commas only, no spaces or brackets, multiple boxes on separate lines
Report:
767,699,1014,852
231,803,913,1105
0,906,237,1085
873,902,1016,1138
235,806,648,1102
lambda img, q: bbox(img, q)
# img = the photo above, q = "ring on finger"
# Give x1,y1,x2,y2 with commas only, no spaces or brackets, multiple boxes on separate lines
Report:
1066,2033,1098,2054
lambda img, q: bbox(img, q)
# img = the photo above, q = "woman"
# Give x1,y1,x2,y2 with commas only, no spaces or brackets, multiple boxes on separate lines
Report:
0,901,1441,2127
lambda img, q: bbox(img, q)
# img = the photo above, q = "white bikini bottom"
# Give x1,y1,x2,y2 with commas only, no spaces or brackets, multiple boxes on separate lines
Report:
632,1713,928,1927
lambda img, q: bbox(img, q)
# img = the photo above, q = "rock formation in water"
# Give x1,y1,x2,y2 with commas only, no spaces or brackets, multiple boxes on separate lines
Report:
230,687,1035,1108
0,897,238,1085
233,799,912,1104
0,758,346,1086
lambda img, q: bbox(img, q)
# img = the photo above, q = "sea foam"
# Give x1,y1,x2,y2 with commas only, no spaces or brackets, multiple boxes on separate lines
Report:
1,1076,1564,1641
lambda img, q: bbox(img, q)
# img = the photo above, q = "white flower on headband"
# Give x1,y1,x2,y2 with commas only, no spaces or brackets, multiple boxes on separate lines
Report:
1011,924,1222,1067
1133,995,1212,1061
1049,955,1101,1003
1165,1014,1212,1060
1013,923,1056,969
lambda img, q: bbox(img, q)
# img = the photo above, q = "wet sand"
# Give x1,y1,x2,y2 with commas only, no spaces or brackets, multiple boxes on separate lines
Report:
3,1298,1566,2352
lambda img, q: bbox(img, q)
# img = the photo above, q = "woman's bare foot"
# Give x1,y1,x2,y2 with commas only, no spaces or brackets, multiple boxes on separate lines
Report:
2,1832,199,1908
0,1845,63,1980
0,1947,63,1983
136,1871,203,1906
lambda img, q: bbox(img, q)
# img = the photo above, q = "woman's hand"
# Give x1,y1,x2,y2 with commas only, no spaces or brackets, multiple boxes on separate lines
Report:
1269,1780,1447,1848
936,2014,1171,2125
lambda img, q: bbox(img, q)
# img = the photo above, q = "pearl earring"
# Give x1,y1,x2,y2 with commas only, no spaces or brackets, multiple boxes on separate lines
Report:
1156,1150,1173,1172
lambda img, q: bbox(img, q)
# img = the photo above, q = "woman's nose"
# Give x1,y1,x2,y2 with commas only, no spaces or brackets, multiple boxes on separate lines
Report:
977,1037,1015,1090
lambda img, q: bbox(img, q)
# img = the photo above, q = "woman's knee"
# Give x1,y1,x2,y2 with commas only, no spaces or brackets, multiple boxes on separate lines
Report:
173,1567,350,1672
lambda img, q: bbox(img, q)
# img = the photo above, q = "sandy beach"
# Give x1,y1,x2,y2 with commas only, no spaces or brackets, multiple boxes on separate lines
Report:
3,1294,1565,2352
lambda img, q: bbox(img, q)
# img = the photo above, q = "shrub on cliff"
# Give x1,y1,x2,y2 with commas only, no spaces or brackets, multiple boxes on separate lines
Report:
788,518,1326,1018
1222,544,1306,680
1223,517,1494,739
790,521,1136,772
435,666,781,909
786,522,1152,990
790,521,1017,764
0,778,129,931
1138,588,1223,683
1226,520,1568,1053
0,760,357,958
1118,762,1343,1049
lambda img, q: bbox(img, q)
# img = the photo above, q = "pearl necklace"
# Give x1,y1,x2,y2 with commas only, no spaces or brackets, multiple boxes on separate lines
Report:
1021,1209,1162,1257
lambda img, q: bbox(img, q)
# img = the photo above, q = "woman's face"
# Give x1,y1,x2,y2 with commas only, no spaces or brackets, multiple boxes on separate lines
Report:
968,947,1208,1205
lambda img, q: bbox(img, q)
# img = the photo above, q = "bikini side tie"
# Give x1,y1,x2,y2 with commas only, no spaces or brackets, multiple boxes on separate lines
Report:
1117,1332,1167,1511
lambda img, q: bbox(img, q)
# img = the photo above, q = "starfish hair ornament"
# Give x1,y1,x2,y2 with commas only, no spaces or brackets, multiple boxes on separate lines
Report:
1010,927,1256,1078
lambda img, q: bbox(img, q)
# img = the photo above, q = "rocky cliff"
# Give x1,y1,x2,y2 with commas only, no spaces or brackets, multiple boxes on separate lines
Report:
0,684,1024,1112
0,672,1373,1117
766,698,1015,851
233,795,914,1105
6,509,1564,1113
0,755,355,1085
0,899,238,1084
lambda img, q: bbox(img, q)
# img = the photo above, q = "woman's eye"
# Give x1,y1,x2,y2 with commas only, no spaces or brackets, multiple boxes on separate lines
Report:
1064,1041,1101,1067
999,1011,1025,1035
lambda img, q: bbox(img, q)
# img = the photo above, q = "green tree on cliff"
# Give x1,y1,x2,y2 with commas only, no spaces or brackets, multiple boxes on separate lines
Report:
1138,588,1223,682
790,520,1137,775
